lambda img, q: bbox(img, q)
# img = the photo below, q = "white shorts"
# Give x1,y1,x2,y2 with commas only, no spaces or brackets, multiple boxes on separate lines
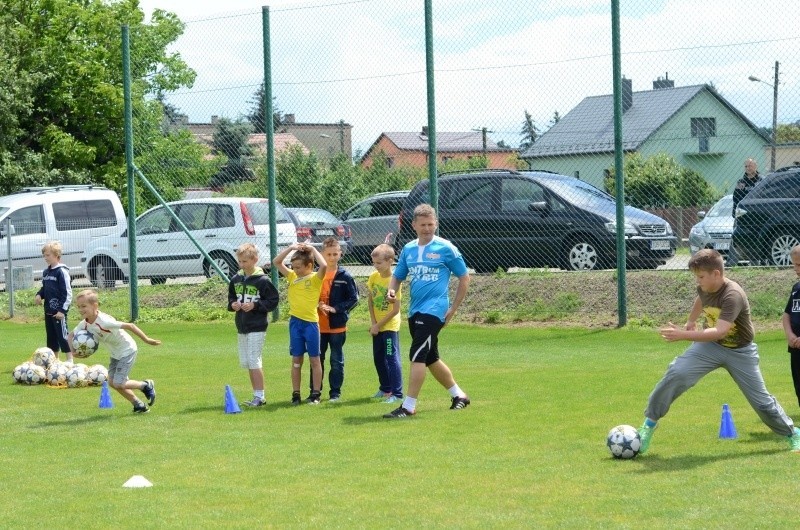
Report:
238,332,266,369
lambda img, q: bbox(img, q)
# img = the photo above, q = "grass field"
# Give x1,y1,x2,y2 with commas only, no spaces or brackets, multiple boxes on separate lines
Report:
2,320,799,528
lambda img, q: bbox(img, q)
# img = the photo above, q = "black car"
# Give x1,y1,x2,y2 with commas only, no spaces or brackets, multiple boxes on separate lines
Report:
732,166,800,266
397,170,676,272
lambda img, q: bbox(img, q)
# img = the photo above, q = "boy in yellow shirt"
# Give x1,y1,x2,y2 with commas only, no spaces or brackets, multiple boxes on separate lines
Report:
367,244,403,403
273,242,327,405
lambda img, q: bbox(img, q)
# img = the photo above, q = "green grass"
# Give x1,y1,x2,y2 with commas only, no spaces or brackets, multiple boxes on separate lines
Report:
2,321,799,528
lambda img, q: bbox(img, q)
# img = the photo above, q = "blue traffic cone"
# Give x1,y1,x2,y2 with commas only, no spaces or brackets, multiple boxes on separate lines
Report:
719,403,737,439
224,385,241,414
99,381,114,409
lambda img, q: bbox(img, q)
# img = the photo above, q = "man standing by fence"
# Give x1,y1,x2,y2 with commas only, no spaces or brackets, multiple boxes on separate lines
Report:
729,158,762,266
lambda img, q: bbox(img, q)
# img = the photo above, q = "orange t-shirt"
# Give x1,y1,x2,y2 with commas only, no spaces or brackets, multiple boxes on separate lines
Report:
318,269,346,334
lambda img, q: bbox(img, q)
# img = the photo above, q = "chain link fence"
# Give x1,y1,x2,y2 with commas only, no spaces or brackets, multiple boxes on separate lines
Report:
1,0,798,320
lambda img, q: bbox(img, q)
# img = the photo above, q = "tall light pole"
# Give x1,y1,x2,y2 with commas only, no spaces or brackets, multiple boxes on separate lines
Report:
749,60,780,171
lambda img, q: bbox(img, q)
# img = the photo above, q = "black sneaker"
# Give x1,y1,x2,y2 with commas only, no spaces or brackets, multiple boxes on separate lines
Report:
450,396,471,410
133,402,150,414
142,379,156,406
306,392,321,405
291,392,302,406
383,406,415,419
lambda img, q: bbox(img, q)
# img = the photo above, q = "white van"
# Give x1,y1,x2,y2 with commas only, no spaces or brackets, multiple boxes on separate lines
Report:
0,186,127,282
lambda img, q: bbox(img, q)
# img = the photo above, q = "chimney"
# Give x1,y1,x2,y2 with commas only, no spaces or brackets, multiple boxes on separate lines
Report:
284,114,295,124
653,72,675,90
211,115,219,124
421,126,429,136
621,77,633,113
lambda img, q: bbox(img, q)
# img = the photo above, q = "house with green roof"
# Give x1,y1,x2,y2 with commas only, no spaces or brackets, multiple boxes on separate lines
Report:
519,78,771,194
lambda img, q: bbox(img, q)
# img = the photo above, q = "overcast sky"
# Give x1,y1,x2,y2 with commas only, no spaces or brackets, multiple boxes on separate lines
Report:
136,0,798,153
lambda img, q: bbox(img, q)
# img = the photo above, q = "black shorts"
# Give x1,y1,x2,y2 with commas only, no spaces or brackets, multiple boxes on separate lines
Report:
407,312,444,366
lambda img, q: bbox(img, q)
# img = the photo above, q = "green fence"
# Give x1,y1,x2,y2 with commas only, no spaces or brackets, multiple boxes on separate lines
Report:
1,0,798,323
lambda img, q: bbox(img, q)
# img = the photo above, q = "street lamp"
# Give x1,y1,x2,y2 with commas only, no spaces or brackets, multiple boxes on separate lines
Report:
748,60,780,171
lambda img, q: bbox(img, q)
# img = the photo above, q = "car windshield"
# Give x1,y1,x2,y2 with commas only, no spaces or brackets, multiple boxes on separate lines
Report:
291,209,339,224
539,178,615,207
705,196,733,218
0,207,9,218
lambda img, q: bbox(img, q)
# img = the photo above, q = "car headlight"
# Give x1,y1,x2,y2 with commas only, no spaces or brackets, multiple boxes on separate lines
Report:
605,221,637,235
690,225,705,237
664,223,673,236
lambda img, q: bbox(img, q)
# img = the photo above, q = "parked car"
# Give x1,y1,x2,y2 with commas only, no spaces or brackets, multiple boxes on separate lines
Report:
397,169,676,272
0,185,126,282
340,190,409,264
81,197,296,287
689,195,734,256
732,165,800,267
285,207,351,254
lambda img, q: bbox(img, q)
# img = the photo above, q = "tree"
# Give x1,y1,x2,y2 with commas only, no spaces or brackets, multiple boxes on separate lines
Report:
0,1,197,195
246,82,283,134
519,110,540,150
209,118,256,187
777,122,800,143
605,152,717,208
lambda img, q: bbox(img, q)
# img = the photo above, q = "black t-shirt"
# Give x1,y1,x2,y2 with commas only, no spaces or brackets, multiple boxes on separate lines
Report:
784,280,800,354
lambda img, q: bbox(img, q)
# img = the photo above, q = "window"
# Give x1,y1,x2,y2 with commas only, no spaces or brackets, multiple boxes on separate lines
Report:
501,179,544,212
443,179,493,212
690,117,716,137
346,202,371,220
372,198,403,217
177,204,209,230
53,200,118,231
137,207,173,236
10,205,46,235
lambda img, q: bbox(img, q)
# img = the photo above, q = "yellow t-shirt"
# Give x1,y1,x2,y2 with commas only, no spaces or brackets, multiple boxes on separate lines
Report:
285,270,323,322
367,270,401,332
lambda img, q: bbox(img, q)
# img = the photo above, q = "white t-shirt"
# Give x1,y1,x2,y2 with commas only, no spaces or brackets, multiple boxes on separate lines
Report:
75,311,137,360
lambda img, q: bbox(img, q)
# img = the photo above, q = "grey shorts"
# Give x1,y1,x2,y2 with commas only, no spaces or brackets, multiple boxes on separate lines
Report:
108,351,137,385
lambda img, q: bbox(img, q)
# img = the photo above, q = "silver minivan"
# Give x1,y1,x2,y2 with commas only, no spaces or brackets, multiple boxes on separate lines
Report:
82,197,296,287
0,186,127,283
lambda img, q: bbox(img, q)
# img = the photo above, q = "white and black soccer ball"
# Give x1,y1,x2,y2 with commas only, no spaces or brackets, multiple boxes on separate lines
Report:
72,330,99,358
607,424,641,459
86,364,108,386
65,365,89,388
47,361,69,386
13,362,46,385
13,362,34,384
33,347,56,369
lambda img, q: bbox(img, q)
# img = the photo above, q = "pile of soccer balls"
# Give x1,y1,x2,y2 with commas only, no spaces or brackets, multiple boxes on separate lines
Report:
11,346,107,388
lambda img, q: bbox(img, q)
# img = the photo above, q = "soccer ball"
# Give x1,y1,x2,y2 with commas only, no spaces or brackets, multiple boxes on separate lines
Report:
86,364,108,386
13,362,46,385
33,347,56,369
607,424,642,459
47,361,70,386
72,330,99,358
65,365,89,388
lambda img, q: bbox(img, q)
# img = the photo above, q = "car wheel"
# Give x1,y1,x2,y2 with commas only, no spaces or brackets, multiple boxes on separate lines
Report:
769,234,800,267
149,277,167,285
91,257,120,289
564,238,601,271
205,252,238,280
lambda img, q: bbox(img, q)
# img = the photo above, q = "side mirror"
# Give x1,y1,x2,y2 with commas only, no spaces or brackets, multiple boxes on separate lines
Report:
697,210,707,220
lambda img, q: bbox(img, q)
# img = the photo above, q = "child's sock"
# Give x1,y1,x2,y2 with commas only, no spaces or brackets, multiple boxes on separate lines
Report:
644,418,657,428
402,396,417,412
254,390,265,399
447,384,465,398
